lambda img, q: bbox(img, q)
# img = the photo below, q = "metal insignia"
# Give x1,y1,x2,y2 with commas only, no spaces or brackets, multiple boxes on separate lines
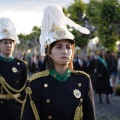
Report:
55,29,66,39
12,67,18,73
73,89,81,98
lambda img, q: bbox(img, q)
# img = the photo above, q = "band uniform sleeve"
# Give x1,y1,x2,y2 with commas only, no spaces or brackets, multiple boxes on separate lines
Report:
22,79,42,120
83,78,96,120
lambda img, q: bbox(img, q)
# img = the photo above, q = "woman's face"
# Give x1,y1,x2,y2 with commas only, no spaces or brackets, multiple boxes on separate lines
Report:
50,40,73,66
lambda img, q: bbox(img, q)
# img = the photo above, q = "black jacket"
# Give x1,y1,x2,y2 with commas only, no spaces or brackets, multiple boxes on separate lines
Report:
23,70,96,120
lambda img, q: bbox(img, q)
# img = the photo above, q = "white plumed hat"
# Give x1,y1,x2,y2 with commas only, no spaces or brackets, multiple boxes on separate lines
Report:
39,4,90,56
0,17,20,44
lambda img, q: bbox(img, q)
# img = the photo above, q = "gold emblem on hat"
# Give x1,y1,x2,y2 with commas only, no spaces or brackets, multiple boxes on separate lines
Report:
12,67,18,73
73,89,81,98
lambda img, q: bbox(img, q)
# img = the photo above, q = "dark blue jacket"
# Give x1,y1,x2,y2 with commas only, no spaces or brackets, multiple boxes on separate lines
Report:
0,58,28,120
23,70,95,120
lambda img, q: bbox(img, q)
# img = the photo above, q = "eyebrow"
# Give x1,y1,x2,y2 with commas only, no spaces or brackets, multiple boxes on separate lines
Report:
55,43,71,46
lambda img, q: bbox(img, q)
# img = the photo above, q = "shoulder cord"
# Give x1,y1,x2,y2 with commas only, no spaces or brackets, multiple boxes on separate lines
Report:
0,77,23,103
73,98,83,120
20,86,40,120
0,75,28,93
71,70,90,78
29,70,49,82
21,70,49,120
0,74,29,103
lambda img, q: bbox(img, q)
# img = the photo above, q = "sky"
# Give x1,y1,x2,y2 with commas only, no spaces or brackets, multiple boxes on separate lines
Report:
0,0,89,35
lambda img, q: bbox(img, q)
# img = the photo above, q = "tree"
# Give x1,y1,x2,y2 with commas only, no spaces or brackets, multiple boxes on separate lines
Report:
18,26,41,54
86,0,120,51
67,0,90,47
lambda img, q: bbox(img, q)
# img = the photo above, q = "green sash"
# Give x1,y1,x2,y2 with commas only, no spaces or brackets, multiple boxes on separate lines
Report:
98,56,108,71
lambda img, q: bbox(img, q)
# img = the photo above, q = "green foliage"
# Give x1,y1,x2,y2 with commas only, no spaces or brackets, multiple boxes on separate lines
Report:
68,0,86,23
67,0,89,47
18,26,40,51
86,0,120,51
86,0,101,26
98,25,117,51
72,29,89,46
100,0,120,23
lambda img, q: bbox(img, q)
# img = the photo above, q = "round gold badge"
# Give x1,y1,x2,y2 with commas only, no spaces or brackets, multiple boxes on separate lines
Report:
73,89,81,98
12,67,18,73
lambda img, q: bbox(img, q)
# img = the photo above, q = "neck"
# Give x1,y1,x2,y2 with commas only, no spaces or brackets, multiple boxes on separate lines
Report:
0,54,13,59
54,64,68,74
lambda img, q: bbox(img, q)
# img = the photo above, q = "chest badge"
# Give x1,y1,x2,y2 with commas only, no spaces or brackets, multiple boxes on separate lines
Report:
73,89,81,98
12,67,18,73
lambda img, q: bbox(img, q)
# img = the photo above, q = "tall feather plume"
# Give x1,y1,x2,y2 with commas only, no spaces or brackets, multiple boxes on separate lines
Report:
39,4,90,56
66,17,90,34
0,17,20,44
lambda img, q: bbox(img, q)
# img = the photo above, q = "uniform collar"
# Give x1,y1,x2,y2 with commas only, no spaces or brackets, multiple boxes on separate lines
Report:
0,54,14,62
49,69,71,81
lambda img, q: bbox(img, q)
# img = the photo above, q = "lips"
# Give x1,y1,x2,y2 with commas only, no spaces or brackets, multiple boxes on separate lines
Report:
61,57,68,60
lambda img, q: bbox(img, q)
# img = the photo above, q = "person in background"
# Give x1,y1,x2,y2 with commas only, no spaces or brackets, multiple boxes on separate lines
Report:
30,54,37,73
110,50,118,96
73,52,87,72
95,49,111,104
86,51,96,90
22,4,96,120
0,17,28,120
37,56,46,72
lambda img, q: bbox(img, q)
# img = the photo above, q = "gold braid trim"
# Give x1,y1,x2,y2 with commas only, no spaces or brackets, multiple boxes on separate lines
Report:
20,87,32,120
20,99,27,120
30,100,40,120
74,105,83,120
29,70,49,82
0,78,23,103
22,70,59,119
0,76,28,93
0,74,29,103
74,99,83,120
71,70,90,79
15,58,27,64
21,87,40,120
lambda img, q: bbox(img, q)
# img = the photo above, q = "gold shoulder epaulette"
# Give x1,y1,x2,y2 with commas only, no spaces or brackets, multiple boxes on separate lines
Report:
71,70,90,78
29,70,49,82
15,58,27,64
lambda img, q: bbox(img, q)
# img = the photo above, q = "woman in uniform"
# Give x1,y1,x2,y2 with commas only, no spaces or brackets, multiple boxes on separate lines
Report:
22,4,96,120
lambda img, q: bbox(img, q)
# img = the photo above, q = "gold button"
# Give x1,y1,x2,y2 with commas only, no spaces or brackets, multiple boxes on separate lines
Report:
1,101,3,104
44,84,48,88
54,74,56,77
46,99,50,103
80,98,83,102
78,83,82,87
48,116,52,119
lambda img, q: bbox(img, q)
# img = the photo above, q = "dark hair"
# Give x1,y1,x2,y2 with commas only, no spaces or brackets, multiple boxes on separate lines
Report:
45,39,75,70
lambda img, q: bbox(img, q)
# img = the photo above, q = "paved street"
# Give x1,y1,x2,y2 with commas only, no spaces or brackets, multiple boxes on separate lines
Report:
94,93,120,120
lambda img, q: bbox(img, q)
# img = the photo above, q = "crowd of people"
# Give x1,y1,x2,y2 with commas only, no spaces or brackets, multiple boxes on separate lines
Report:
19,47,120,104
0,3,120,120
